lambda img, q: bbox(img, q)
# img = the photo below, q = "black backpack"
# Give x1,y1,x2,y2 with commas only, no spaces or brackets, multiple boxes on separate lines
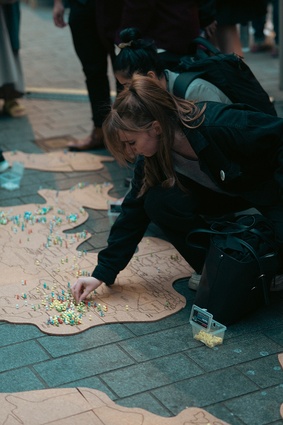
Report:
173,37,277,117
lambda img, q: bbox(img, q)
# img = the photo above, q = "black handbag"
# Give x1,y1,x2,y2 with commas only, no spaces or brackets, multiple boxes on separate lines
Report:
187,215,279,325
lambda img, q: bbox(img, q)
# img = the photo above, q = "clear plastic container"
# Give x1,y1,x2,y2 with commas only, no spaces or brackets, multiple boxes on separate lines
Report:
0,161,24,190
190,319,226,347
189,304,227,348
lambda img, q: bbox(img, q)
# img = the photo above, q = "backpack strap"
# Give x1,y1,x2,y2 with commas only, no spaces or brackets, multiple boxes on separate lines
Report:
186,215,278,256
173,71,206,98
173,36,223,98
193,36,223,56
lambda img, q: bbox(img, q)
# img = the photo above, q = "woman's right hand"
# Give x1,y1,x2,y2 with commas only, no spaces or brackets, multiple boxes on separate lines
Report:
71,277,103,304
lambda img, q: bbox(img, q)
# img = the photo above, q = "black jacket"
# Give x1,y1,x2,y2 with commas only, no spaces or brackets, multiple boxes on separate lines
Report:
119,0,201,56
93,101,283,285
186,101,283,203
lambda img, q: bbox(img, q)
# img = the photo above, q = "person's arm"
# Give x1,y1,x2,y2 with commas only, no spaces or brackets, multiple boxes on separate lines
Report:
72,157,150,302
53,0,67,28
93,157,150,284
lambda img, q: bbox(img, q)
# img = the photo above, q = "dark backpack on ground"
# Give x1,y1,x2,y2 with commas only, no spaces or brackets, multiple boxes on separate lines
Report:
187,214,279,325
172,37,277,117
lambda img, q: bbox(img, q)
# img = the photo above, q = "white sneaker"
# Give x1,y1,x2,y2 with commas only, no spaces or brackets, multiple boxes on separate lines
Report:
188,272,202,291
0,160,9,173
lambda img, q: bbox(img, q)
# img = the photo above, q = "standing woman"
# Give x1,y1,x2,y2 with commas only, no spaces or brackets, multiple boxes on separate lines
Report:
72,75,283,303
0,0,26,117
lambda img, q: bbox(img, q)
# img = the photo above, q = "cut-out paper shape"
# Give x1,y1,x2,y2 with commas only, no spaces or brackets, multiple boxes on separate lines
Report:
3,150,114,172
0,387,230,424
34,134,79,152
0,187,192,335
38,182,118,211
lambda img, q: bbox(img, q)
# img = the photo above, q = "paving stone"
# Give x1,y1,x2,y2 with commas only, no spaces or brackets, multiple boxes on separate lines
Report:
205,404,246,425
0,340,50,373
124,308,191,336
38,324,134,357
0,367,45,392
100,353,203,397
185,334,283,372
151,368,258,413
117,392,172,417
0,323,44,347
224,385,283,425
33,345,135,387
119,324,199,361
235,354,283,388
59,376,117,400
264,326,283,345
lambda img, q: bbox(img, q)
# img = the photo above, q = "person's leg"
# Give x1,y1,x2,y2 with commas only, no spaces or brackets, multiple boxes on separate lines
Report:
145,185,209,273
3,1,20,51
271,0,279,57
272,0,279,43
216,24,244,56
251,14,268,52
2,2,25,117
68,0,111,150
144,180,250,274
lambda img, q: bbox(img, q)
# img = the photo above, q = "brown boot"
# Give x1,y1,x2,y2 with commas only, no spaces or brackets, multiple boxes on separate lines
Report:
68,127,104,151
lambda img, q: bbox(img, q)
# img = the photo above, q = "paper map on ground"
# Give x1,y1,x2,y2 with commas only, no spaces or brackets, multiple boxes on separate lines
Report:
0,387,230,425
3,150,114,172
0,185,192,335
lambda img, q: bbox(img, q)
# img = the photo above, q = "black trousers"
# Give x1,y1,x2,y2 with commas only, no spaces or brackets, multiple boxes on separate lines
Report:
3,1,21,52
252,0,279,45
144,179,283,274
68,0,112,128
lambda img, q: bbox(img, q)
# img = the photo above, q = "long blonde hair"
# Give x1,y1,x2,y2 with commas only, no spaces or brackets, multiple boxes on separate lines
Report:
103,75,206,196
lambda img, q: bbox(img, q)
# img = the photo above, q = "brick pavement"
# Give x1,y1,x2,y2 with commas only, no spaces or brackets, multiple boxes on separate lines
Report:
1,3,283,424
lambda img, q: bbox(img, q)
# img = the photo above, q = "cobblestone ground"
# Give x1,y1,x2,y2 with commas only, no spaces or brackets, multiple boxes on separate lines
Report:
0,3,283,425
